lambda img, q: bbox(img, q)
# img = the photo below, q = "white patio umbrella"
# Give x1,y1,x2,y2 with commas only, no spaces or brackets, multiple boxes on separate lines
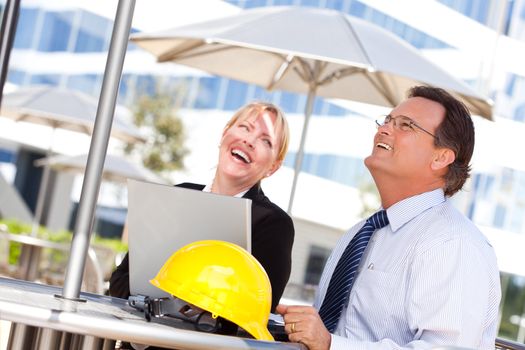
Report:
130,6,493,213
1,85,144,144
0,85,145,235
35,153,166,185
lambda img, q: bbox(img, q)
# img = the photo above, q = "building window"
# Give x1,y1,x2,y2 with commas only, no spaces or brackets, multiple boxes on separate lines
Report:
252,86,276,103
505,74,517,96
194,77,221,109
514,103,525,122
8,70,26,85
13,8,39,49
284,152,372,187
304,245,331,285
273,0,295,5
300,0,321,7
74,11,110,53
242,0,269,9
38,11,74,52
493,204,506,228
325,0,349,12
224,79,249,110
75,19,106,52
279,91,299,113
29,74,61,85
0,149,15,163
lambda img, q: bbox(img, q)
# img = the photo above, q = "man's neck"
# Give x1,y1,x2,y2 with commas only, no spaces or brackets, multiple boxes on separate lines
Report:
376,178,444,209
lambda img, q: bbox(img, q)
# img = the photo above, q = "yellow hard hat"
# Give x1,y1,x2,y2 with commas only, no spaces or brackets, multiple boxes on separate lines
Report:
150,240,274,341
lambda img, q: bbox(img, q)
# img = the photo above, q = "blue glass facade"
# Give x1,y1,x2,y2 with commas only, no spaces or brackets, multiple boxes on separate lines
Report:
4,0,525,235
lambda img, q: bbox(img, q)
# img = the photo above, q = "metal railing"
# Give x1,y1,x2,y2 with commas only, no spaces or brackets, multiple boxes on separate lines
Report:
496,337,525,350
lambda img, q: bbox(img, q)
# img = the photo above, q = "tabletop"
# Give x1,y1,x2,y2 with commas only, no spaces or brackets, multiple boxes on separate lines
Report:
0,277,306,350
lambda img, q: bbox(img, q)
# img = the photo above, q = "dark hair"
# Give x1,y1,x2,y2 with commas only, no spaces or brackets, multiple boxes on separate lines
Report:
408,86,474,197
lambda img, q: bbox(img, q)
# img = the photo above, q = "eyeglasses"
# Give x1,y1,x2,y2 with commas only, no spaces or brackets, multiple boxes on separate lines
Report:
375,114,437,139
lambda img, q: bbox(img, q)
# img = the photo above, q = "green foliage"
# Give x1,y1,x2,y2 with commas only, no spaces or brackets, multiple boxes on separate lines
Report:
125,90,188,175
498,274,525,341
0,219,127,267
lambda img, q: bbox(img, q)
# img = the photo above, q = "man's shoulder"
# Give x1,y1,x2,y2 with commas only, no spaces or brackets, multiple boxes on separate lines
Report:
418,201,495,253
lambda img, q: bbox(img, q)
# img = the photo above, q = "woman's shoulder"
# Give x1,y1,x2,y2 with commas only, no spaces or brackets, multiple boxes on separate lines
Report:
246,185,293,225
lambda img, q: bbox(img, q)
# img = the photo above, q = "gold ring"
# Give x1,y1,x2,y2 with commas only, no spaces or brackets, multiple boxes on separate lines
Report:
291,322,295,333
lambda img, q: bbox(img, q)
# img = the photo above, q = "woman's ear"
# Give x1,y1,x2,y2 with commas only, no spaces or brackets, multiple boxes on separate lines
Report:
431,148,455,171
265,160,283,178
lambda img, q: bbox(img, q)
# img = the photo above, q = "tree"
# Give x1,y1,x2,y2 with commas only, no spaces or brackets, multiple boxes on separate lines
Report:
124,91,188,177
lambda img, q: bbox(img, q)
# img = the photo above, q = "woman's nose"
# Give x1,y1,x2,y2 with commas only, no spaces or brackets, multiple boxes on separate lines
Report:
243,138,255,149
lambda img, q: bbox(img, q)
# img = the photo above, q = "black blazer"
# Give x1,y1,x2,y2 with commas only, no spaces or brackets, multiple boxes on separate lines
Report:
109,182,294,312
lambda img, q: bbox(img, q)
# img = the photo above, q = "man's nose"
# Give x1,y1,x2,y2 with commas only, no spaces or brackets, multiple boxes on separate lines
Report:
377,122,394,135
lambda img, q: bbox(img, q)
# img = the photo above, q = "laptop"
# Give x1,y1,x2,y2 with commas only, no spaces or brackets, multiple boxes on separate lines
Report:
126,179,252,299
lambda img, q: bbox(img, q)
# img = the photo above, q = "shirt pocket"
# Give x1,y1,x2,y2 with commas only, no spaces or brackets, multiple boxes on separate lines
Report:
349,268,401,326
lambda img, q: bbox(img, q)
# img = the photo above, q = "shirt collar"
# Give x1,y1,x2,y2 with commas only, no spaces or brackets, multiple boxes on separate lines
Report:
386,188,446,232
202,182,249,198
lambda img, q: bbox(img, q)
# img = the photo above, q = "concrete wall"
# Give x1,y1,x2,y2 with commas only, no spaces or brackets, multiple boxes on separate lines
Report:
0,172,33,223
289,217,345,286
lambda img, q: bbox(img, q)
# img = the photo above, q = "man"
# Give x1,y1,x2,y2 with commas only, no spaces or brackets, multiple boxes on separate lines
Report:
276,86,501,350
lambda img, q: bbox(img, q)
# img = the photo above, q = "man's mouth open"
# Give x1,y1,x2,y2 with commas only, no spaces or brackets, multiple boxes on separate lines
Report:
376,142,393,151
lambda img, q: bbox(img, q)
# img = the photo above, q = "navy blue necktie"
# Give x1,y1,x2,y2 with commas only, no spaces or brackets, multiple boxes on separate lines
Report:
318,210,389,332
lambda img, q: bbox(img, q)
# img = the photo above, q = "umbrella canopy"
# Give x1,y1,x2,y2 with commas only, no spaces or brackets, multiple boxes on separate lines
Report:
130,6,493,213
131,6,491,117
1,85,145,144
35,153,166,184
0,85,145,236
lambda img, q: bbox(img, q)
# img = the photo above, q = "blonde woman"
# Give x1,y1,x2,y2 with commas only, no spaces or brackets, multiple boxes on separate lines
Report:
110,101,294,313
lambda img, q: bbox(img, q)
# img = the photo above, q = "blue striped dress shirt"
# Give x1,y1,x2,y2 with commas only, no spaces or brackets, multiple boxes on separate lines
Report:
314,189,501,349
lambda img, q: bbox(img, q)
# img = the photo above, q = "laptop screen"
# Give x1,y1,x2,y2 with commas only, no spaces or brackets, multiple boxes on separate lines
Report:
126,179,252,298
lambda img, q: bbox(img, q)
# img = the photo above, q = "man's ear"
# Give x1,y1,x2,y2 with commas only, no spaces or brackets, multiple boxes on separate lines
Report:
431,148,455,171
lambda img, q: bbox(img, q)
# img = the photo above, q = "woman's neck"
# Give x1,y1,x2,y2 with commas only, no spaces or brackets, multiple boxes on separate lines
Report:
211,175,253,196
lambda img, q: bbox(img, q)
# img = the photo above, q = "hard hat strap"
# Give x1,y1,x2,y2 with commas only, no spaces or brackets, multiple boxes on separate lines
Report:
127,295,221,333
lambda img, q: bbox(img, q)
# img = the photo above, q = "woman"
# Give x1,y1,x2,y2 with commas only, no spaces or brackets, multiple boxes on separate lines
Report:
109,101,294,312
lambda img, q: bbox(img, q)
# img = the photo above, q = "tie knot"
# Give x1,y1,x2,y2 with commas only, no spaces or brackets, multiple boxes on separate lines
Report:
366,209,389,230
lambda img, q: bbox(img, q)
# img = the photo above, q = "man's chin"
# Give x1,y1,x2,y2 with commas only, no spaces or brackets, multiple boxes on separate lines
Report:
363,155,375,169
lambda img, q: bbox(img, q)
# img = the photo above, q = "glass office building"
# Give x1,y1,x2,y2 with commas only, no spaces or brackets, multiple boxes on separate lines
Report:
3,0,525,236
2,0,525,339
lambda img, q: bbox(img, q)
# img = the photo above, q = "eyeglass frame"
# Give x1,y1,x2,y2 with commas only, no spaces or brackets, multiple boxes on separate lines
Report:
375,114,438,139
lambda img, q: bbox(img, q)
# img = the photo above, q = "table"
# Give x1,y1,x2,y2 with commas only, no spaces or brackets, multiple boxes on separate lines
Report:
0,277,306,350
0,231,104,293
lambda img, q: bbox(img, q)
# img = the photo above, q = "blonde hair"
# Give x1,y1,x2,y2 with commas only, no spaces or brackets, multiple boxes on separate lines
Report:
224,101,290,162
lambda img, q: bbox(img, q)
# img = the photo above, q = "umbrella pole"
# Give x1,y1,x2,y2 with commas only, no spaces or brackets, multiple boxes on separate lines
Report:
287,86,316,214
30,128,57,237
0,0,20,107
61,0,135,300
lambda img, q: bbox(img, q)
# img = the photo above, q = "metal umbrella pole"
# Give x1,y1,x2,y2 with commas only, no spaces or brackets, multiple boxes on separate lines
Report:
61,0,135,300
0,0,20,107
287,86,316,214
287,61,321,214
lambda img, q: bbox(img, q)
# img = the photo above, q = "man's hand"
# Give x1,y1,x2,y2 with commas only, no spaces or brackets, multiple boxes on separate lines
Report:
275,304,331,350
